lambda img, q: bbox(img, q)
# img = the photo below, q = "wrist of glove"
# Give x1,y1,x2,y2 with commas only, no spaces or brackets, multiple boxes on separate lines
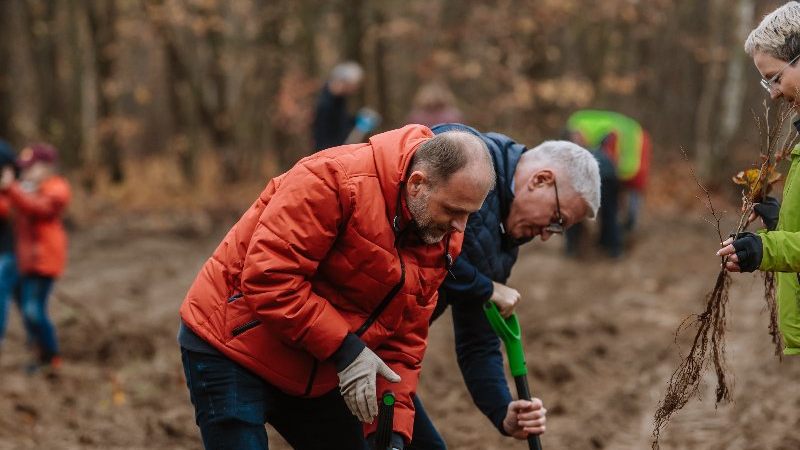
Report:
336,346,400,423
753,196,780,231
730,232,763,272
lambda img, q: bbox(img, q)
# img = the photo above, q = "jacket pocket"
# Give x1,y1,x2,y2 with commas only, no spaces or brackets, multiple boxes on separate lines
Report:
225,293,263,340
232,320,261,337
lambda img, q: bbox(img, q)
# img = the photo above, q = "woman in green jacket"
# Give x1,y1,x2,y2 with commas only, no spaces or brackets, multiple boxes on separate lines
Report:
718,1,800,355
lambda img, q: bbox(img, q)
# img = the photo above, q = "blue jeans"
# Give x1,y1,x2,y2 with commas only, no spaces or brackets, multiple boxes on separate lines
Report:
19,274,57,361
181,347,369,450
410,395,447,450
0,252,19,346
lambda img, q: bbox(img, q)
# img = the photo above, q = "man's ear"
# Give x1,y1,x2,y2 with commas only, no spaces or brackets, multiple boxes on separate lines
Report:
406,170,428,197
528,169,555,190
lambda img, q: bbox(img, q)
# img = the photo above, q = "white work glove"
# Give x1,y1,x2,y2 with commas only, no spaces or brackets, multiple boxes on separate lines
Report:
337,346,401,423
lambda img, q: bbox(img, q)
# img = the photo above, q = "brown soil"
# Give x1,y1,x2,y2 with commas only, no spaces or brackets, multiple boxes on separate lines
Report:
1,206,799,450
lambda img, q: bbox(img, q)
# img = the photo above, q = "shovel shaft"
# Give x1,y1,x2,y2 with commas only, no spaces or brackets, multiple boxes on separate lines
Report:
514,375,543,450
373,391,395,450
484,302,544,450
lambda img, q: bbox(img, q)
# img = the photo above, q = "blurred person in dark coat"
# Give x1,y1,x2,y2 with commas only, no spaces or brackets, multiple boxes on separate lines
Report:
312,61,380,151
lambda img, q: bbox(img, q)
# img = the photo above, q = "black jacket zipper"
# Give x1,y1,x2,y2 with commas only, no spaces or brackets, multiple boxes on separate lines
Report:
355,251,406,337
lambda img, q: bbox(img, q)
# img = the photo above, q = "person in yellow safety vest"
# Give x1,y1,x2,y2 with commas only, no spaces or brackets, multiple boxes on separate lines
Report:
563,110,651,258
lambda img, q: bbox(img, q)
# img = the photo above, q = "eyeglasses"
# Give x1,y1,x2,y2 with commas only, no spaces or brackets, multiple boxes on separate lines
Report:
760,53,800,95
544,178,564,234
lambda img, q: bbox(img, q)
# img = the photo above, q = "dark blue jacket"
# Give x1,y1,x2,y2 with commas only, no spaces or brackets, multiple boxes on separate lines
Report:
431,123,529,435
312,84,354,151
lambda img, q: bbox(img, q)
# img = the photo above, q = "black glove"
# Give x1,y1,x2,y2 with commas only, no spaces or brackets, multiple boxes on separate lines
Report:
730,232,763,272
753,196,781,231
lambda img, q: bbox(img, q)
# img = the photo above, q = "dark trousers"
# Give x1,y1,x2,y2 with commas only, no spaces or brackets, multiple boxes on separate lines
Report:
565,176,622,258
181,347,369,450
409,395,447,450
597,176,622,258
19,274,57,360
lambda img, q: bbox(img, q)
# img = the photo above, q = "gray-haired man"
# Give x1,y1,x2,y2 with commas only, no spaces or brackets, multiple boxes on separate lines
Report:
409,123,601,449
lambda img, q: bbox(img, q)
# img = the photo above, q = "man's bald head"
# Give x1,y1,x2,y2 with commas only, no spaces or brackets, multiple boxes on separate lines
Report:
409,131,496,192
405,131,496,243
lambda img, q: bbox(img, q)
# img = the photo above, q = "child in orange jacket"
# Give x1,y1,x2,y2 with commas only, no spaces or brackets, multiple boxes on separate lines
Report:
0,143,70,371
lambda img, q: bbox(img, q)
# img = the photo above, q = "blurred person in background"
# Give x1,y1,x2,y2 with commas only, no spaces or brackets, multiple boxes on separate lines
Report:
0,138,20,358
562,110,651,258
406,82,463,129
719,1,800,356
0,143,71,373
312,61,380,151
407,123,601,450
178,125,495,450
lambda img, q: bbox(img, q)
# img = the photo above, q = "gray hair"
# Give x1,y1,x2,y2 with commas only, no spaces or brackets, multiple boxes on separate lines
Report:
744,2,800,60
522,140,601,219
410,131,496,191
329,61,364,83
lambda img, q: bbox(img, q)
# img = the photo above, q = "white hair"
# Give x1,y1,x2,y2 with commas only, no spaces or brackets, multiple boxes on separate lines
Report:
744,2,800,59
329,61,364,83
522,140,601,219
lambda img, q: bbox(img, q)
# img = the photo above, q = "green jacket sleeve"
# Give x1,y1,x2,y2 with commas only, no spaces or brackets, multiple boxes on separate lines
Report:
759,230,800,272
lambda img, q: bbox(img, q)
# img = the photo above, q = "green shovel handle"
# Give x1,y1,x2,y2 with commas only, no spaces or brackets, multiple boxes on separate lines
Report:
483,301,528,377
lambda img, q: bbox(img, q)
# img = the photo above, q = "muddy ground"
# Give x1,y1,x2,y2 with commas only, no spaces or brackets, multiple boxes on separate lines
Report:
1,203,799,450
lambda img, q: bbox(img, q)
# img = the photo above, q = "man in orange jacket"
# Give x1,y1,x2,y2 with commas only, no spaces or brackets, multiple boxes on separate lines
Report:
178,125,495,450
0,143,70,372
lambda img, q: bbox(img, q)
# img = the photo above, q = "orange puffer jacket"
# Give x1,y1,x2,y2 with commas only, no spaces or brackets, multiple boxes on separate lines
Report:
180,125,463,442
7,176,71,277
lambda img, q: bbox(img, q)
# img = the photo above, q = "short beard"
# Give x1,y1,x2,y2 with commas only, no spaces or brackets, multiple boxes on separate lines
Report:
407,189,446,244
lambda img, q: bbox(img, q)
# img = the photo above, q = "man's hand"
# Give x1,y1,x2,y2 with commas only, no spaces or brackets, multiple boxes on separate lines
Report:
490,281,520,318
750,196,780,231
337,347,400,423
502,398,546,439
717,232,763,272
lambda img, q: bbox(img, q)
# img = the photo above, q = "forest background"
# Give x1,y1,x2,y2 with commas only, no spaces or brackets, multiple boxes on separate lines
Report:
0,0,783,223
4,2,800,450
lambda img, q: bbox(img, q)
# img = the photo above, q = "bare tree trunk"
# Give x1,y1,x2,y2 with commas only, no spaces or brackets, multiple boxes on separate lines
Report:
248,1,293,172
695,0,728,180
341,0,364,63
21,0,62,140
62,1,85,169
87,0,123,183
0,2,11,140
165,46,195,184
696,0,755,181
718,0,755,154
144,0,197,183
146,0,239,182
341,0,365,108
371,9,390,127
202,4,237,183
